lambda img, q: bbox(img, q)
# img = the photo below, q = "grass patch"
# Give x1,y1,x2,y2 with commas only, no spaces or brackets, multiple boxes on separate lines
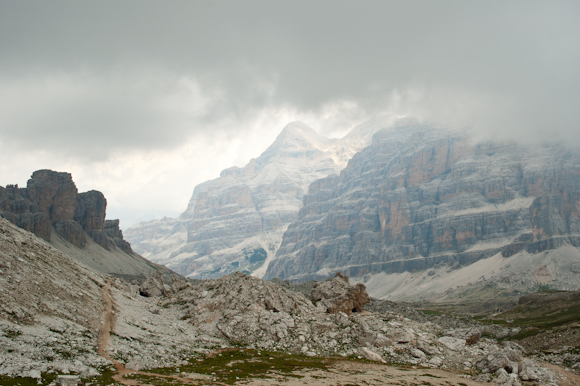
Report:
420,309,443,316
0,374,57,386
84,366,117,385
126,348,331,385
506,328,541,341
496,300,580,330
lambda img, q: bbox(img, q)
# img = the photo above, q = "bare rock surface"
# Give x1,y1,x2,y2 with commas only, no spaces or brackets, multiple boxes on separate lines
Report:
310,272,370,314
0,217,108,377
125,118,396,279
139,270,170,297
265,123,580,302
0,217,563,386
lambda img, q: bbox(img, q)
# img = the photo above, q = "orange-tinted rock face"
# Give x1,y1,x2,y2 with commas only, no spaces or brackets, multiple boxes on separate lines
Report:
379,198,410,240
266,125,580,282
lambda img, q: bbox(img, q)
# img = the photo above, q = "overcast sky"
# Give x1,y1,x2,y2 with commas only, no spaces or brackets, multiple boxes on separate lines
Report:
1,1,579,228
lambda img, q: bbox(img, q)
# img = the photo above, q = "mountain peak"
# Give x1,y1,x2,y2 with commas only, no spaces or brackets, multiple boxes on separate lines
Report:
278,121,318,137
255,122,336,167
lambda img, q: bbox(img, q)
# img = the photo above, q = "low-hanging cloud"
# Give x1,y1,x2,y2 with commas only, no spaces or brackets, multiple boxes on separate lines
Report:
0,0,579,223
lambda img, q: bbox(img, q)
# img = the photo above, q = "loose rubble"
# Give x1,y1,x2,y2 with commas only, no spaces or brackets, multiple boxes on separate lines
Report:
0,216,566,385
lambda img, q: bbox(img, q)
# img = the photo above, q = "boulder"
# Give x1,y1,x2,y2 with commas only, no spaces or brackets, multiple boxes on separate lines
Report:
428,356,443,367
310,272,370,315
140,271,170,297
360,347,386,363
438,336,466,352
475,347,524,374
519,359,554,382
387,327,415,344
410,348,426,359
55,375,80,386
494,368,521,386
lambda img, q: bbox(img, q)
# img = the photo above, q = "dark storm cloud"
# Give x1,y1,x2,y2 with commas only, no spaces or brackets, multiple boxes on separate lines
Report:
1,0,579,158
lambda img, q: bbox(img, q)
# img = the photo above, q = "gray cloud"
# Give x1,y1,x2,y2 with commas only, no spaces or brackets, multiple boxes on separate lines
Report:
1,0,579,158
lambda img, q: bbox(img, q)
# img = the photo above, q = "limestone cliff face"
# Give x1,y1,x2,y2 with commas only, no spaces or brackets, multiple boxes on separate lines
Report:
0,184,52,241
126,118,396,279
0,170,85,246
0,170,133,253
74,190,107,248
27,170,78,222
265,124,580,281
104,219,133,254
0,170,172,280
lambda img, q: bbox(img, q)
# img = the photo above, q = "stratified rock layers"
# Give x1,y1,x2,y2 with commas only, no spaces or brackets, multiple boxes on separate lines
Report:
266,125,580,281
126,119,392,279
0,170,133,252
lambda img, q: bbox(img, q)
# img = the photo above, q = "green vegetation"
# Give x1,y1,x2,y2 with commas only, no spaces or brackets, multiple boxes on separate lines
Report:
0,375,56,386
495,294,580,330
85,366,117,385
420,309,443,316
0,365,117,386
0,349,330,385
126,348,330,385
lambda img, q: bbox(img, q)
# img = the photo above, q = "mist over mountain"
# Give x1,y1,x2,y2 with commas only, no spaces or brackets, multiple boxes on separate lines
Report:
265,122,580,301
124,117,399,278
127,117,580,305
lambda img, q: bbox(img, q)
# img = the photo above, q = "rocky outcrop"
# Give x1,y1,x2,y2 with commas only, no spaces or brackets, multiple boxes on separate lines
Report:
139,270,171,297
310,272,370,314
27,170,78,222
0,170,85,246
0,184,52,241
0,170,135,253
266,124,580,283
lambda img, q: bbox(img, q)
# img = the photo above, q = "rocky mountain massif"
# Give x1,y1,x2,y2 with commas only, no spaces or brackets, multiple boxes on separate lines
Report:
1,216,570,386
265,123,580,301
0,170,168,280
125,118,397,279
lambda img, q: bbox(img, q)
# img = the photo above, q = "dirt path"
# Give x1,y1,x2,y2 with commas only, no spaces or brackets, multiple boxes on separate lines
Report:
97,279,227,385
97,280,113,358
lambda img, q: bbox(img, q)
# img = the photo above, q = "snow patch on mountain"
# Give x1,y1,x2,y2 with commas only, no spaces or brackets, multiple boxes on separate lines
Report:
125,117,402,278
